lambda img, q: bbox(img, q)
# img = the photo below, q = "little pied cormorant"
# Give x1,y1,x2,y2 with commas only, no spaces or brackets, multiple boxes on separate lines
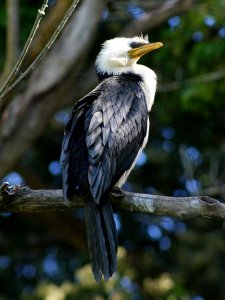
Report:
60,35,163,282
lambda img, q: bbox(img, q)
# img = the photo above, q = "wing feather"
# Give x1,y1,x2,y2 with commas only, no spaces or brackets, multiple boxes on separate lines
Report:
61,74,148,203
60,88,101,200
88,111,103,133
102,124,110,146
85,75,148,203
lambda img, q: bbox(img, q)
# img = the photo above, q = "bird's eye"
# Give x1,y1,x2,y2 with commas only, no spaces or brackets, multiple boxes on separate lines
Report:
130,42,147,49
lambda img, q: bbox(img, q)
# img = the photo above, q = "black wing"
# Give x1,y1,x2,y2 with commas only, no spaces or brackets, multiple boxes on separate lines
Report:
60,74,148,203
84,74,148,203
60,88,100,201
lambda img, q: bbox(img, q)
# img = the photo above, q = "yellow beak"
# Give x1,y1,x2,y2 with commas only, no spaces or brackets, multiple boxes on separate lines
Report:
128,42,163,59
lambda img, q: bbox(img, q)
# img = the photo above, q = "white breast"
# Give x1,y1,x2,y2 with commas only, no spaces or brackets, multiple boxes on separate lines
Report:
134,64,157,112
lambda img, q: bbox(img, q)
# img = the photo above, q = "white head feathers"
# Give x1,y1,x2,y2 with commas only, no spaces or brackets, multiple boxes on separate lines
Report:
95,35,149,76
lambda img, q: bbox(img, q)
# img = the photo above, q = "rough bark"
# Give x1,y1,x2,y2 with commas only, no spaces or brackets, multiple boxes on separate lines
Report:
1,183,225,220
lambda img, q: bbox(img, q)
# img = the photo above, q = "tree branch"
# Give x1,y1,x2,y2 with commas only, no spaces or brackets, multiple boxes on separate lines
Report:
1,183,225,220
0,0,81,107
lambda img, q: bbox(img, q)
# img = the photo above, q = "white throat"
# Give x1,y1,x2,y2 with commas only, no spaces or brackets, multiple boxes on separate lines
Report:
133,64,157,112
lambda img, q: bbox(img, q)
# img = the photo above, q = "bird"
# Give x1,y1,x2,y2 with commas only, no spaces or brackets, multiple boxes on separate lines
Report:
60,35,163,283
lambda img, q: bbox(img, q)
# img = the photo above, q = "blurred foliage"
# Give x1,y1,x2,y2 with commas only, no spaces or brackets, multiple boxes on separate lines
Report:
1,0,225,299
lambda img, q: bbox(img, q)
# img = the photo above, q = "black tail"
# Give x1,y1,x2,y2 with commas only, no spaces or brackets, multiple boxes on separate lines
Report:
85,197,117,283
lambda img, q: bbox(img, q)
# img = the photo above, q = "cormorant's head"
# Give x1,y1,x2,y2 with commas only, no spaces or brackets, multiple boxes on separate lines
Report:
95,35,163,78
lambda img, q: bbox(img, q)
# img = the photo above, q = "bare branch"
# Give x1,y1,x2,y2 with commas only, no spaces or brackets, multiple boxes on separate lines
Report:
24,1,73,65
1,183,225,220
0,0,82,107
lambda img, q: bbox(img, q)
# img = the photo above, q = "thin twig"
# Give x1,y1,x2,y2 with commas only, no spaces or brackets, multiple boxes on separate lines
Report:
0,0,81,107
0,0,48,96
